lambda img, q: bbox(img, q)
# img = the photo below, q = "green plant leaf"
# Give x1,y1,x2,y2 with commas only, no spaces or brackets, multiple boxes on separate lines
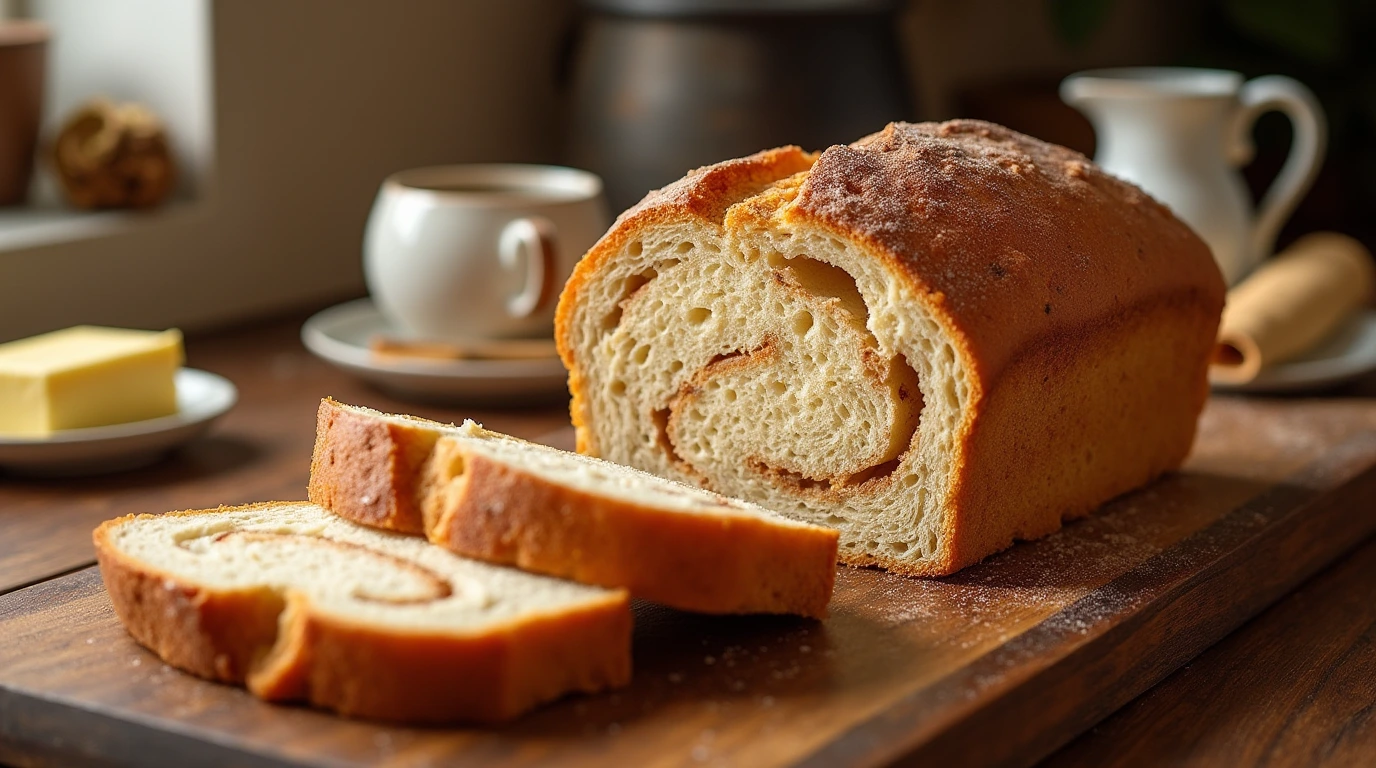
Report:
1047,0,1117,48
1223,0,1345,65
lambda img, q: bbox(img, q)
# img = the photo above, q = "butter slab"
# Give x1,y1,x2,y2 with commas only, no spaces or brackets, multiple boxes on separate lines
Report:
0,326,184,437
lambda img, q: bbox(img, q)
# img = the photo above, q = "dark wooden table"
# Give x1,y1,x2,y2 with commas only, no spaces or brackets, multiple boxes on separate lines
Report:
1,310,1374,767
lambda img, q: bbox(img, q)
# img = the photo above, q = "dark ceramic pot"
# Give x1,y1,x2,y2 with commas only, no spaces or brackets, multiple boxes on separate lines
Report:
566,0,912,212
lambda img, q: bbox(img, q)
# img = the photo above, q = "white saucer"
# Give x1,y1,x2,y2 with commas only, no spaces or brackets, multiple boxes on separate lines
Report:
1212,310,1376,394
0,368,238,476
301,299,570,405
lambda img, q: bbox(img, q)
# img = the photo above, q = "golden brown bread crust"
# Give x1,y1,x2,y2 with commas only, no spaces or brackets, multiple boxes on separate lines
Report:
94,505,632,724
426,440,838,618
555,120,1226,575
877,294,1217,574
609,145,817,230
95,533,284,683
309,401,435,535
310,399,839,617
245,594,633,723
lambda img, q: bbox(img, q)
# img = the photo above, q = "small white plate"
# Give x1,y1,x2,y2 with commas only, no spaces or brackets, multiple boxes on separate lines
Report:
0,368,238,476
301,299,570,405
1212,309,1376,394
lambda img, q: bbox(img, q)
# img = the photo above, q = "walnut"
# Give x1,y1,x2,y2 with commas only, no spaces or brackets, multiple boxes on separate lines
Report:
52,98,176,209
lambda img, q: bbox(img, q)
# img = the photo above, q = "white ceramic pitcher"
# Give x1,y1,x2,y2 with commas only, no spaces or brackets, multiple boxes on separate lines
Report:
1061,67,1326,285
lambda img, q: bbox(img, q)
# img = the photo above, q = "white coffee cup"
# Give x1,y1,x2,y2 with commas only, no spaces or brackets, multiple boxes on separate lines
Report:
364,164,610,341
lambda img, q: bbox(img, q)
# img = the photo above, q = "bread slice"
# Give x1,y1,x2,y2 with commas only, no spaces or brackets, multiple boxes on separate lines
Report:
555,120,1225,575
94,502,632,724
309,398,839,618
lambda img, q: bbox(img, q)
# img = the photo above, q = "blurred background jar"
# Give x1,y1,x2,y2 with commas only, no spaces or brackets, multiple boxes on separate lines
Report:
566,0,912,212
0,20,47,206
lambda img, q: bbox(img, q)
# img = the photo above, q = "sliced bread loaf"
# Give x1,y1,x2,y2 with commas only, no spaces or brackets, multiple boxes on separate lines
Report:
309,398,839,618
94,502,632,724
554,121,1224,575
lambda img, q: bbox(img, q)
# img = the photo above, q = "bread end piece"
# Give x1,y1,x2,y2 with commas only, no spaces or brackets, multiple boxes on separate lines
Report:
309,398,438,535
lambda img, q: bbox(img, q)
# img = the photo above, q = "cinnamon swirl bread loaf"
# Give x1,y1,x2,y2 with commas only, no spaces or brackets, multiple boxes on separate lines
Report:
556,120,1225,576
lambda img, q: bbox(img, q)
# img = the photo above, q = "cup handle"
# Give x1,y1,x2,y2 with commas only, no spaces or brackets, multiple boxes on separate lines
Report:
1227,75,1327,269
498,216,559,318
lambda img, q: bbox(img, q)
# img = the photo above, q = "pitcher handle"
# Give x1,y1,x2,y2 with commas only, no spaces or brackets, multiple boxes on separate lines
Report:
1227,75,1327,271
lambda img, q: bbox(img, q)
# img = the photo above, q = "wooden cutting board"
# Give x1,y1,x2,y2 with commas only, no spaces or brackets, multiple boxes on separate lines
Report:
2,395,1375,768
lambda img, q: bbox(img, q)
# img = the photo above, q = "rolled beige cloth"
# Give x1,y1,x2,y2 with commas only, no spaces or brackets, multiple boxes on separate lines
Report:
1211,232,1375,384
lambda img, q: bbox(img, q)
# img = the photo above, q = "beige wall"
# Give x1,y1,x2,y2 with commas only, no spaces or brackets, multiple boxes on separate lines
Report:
0,0,571,341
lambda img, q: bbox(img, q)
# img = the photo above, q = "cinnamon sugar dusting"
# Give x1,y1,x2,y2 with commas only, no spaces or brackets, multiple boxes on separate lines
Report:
845,490,1177,652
